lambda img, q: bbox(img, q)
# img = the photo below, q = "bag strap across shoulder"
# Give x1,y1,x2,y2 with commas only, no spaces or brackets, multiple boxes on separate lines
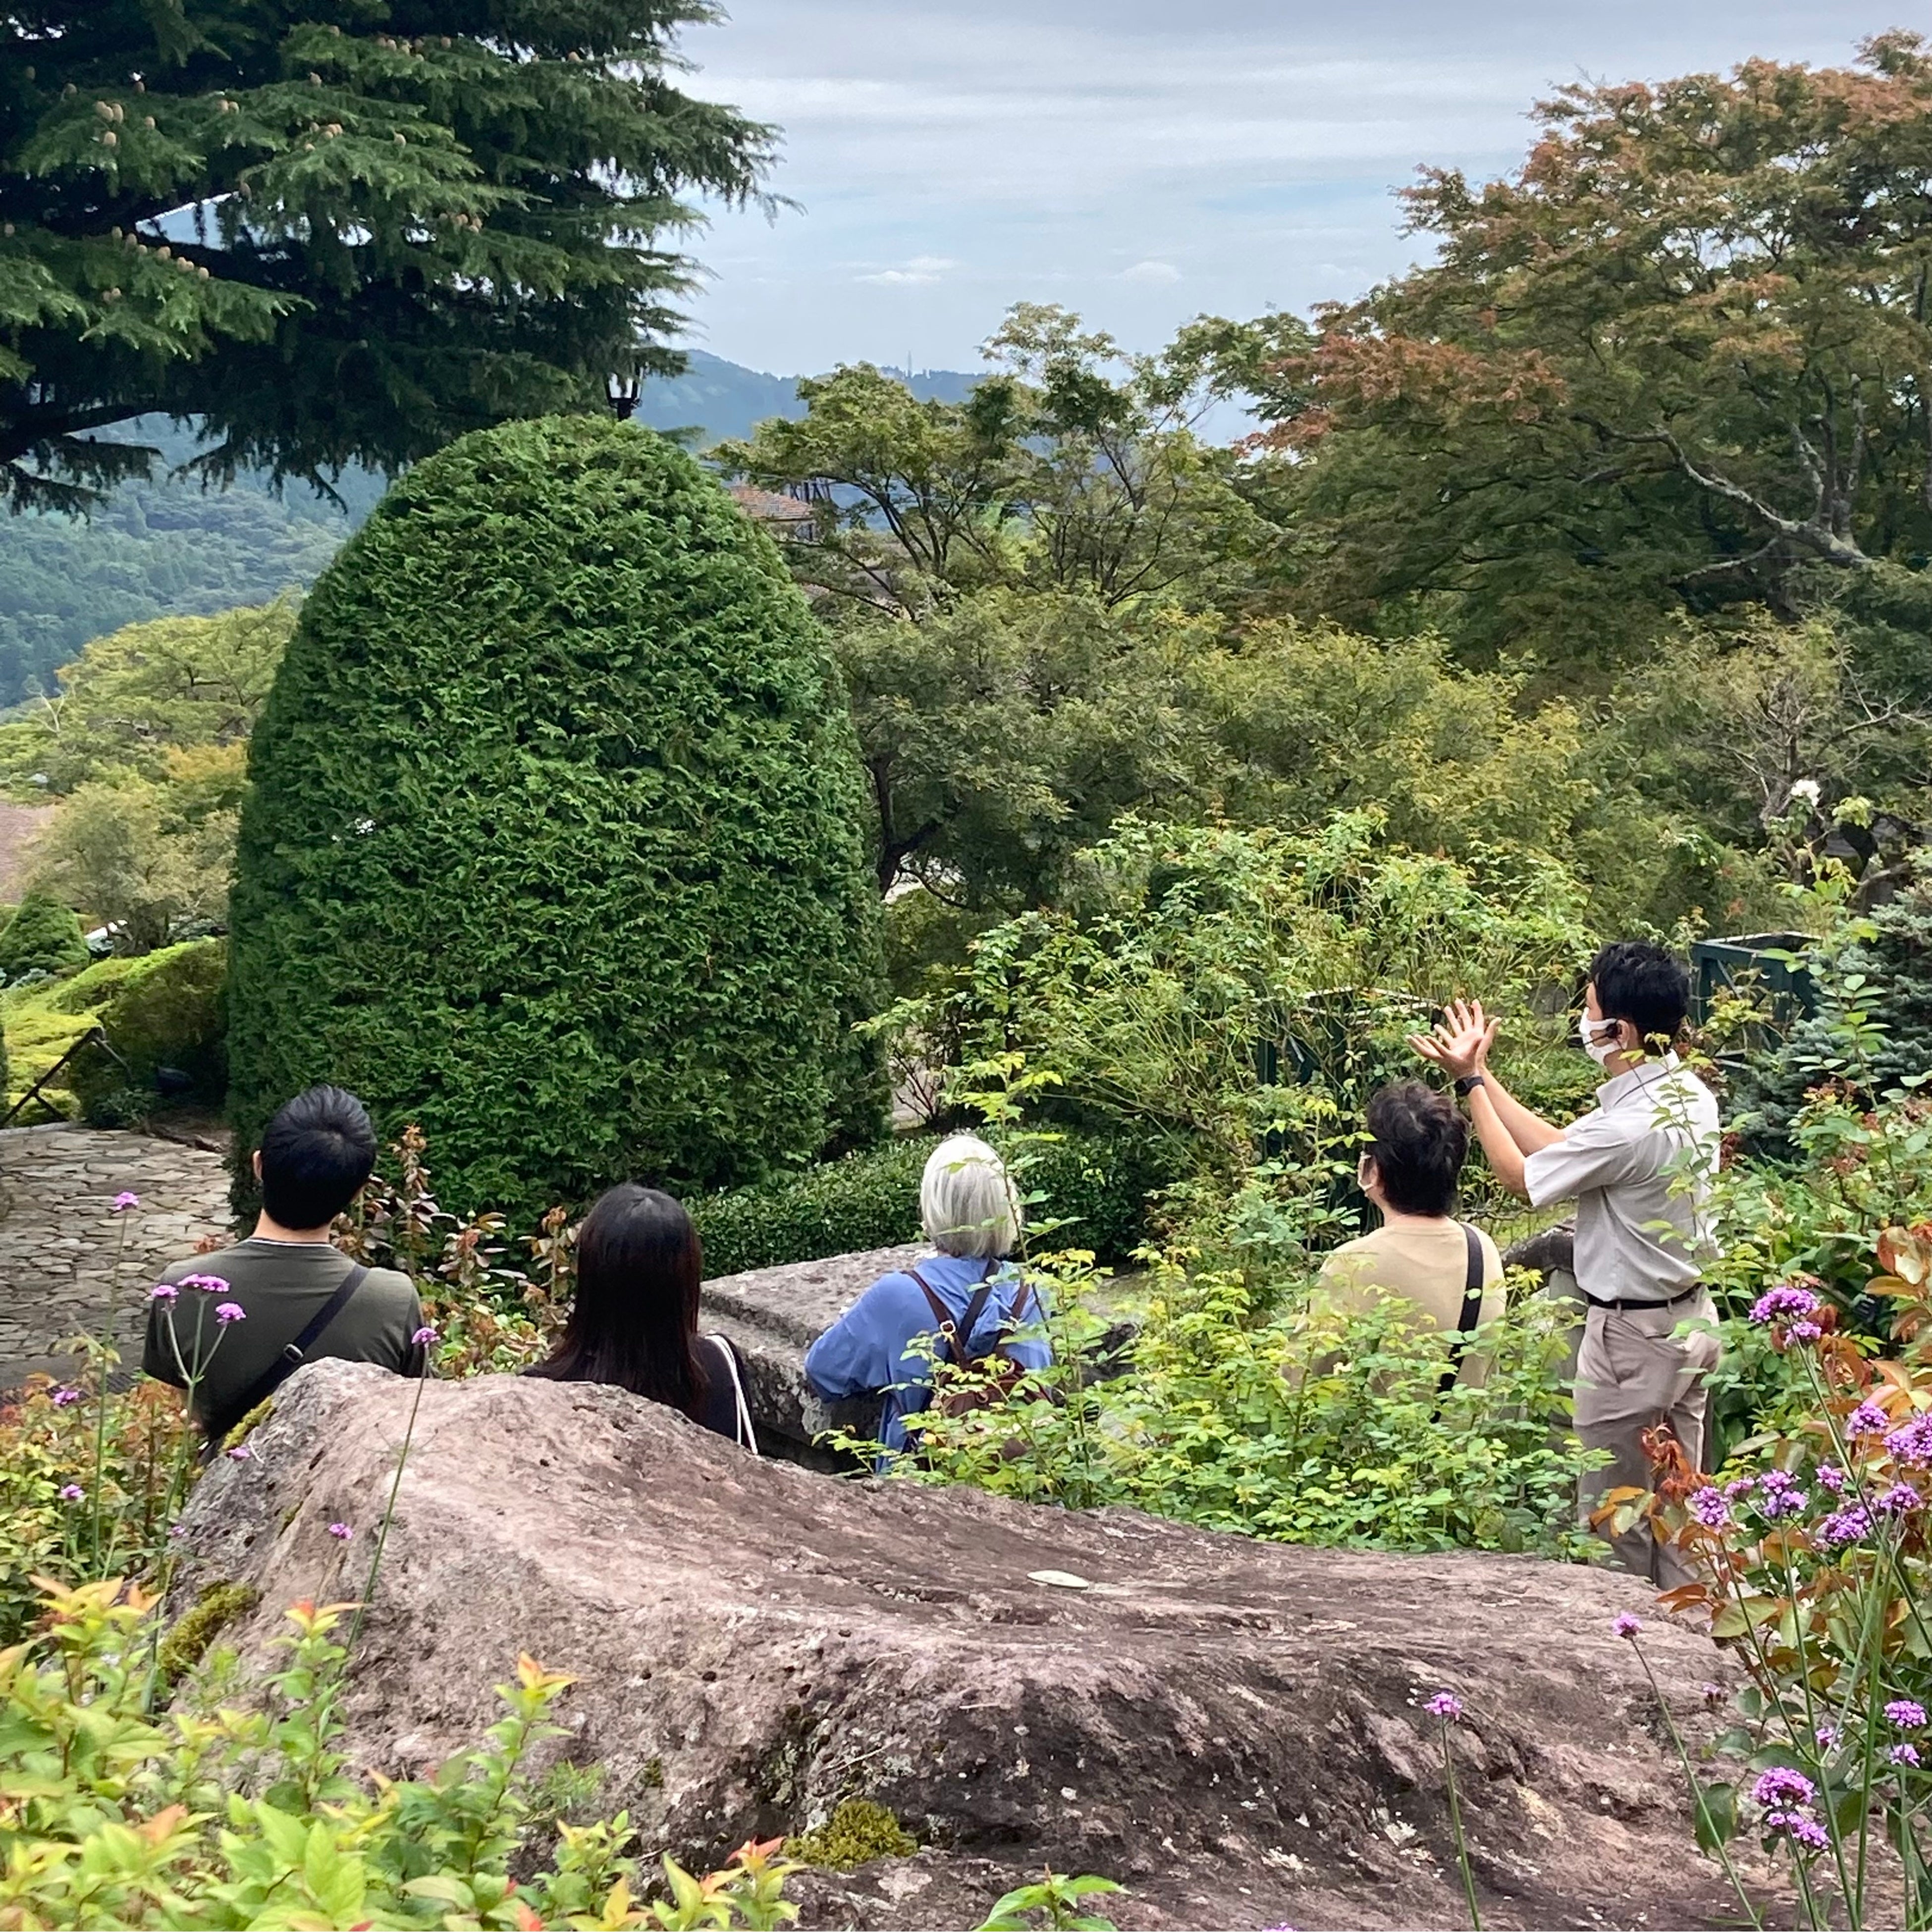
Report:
909,1262,996,1369
1436,1225,1486,1397
213,1265,368,1441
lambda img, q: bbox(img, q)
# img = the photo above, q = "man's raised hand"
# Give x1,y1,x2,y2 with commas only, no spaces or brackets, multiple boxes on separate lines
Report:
1408,998,1500,1082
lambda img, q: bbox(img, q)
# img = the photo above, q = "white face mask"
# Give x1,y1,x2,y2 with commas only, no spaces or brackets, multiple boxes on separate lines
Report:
1577,1010,1620,1066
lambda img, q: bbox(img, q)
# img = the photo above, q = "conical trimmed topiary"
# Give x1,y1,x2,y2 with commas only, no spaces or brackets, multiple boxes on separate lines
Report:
226,416,886,1219
0,888,91,982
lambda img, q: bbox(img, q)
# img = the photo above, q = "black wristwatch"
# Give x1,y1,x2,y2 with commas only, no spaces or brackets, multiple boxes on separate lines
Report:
1454,1074,1487,1097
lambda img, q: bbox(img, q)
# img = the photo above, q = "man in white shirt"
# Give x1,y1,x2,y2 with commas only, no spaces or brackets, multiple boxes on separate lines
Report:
1410,942,1722,1585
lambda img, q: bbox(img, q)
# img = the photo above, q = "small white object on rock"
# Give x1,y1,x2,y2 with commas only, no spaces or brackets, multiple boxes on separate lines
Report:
1028,1569,1091,1589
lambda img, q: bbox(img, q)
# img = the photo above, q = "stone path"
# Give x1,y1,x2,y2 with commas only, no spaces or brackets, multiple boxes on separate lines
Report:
0,1124,232,1388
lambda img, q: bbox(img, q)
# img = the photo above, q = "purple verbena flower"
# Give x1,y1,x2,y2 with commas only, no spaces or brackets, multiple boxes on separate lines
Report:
1785,1320,1824,1345
178,1273,230,1295
49,1387,79,1409
1753,1768,1817,1810
1725,1477,1756,1499
227,1443,253,1461
1613,1612,1642,1639
148,1282,178,1303
1817,1504,1872,1548
1424,1691,1462,1721
1783,1815,1831,1853
167,1524,186,1540
1760,1485,1809,1520
1749,1284,1822,1327
110,1191,139,1212
213,1302,246,1324
1847,1400,1890,1438
1688,1486,1730,1527
1887,1416,1932,1467
57,1483,83,1501
1817,1463,1847,1494
326,1521,353,1541
412,1325,437,1348
1815,1724,1839,1751
1886,1700,1928,1730
1877,1483,1923,1516
1701,1682,1725,1707
1760,1469,1797,1492
1891,1744,1923,1769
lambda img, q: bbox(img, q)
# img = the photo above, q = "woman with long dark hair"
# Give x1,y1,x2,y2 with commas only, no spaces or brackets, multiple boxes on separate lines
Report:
524,1184,756,1450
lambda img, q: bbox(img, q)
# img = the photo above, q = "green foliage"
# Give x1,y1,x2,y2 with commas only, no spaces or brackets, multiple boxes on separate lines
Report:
0,598,294,793
29,758,240,953
1,0,777,513
783,1799,915,1871
227,416,887,1220
691,1128,1176,1279
1232,35,1932,662
0,884,89,980
1621,1227,1932,1930
0,1581,811,1930
156,1580,260,1688
885,814,1592,1233
861,1251,1602,1560
973,1873,1122,1932
1732,863,1932,1150
1,938,226,1112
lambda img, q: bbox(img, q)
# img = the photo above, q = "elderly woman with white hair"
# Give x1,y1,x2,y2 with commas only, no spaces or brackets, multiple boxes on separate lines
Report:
803,1134,1049,1458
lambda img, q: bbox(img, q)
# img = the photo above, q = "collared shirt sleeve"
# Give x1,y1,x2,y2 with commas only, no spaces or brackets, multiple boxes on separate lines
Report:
1523,1108,1640,1208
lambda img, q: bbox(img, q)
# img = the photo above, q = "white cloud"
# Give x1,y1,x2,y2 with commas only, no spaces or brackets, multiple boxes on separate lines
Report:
678,0,1902,373
857,254,959,286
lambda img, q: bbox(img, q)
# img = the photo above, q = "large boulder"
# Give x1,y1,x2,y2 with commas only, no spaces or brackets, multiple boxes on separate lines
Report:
170,1361,1758,1931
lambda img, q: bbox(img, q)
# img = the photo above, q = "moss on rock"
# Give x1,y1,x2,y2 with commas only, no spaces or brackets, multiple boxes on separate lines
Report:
157,1580,260,1687
785,1798,916,1870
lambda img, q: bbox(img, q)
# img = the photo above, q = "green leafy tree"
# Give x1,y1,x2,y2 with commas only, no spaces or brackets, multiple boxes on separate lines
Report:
227,415,886,1219
839,588,1205,902
2,0,775,511
719,306,1268,617
1237,33,1932,663
0,599,293,790
28,760,238,952
0,884,89,979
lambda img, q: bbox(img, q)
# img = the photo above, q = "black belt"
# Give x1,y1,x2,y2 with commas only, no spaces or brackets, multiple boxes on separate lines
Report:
1583,1284,1703,1313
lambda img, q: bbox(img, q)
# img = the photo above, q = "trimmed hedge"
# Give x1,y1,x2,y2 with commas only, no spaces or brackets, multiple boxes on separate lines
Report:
226,417,886,1220
0,939,225,1115
692,1127,1178,1278
0,889,89,982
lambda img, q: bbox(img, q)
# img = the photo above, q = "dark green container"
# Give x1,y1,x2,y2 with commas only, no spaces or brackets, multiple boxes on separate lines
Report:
1689,932,1819,1044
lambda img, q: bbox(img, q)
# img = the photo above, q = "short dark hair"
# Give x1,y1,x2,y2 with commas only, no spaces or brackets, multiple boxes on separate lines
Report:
1365,1080,1469,1217
1588,940,1690,1048
258,1085,378,1229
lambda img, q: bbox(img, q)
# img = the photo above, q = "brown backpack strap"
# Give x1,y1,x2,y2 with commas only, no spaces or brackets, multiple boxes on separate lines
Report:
909,1264,996,1369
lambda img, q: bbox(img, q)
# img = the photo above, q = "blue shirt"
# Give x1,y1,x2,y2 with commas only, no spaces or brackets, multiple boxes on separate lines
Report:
803,1253,1051,1458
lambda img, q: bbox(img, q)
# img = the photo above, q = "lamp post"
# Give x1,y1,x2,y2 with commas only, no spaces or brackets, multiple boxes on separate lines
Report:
608,372,640,420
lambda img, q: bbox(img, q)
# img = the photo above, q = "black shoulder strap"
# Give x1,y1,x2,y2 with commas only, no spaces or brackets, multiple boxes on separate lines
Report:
1436,1226,1486,1397
211,1265,368,1442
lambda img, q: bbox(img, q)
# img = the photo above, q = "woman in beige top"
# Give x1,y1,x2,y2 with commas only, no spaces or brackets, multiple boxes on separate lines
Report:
1317,1080,1505,1386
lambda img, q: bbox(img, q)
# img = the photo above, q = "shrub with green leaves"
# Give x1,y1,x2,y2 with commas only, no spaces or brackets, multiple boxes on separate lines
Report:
226,417,886,1220
0,938,225,1116
0,886,90,982
692,1127,1178,1277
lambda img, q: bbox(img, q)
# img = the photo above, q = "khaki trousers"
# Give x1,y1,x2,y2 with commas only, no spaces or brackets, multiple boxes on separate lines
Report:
1574,1294,1719,1589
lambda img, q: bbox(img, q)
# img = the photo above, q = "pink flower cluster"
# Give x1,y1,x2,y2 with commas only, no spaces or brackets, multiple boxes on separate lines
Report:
1748,1283,1821,1327
1752,1768,1829,1851
1424,1691,1462,1721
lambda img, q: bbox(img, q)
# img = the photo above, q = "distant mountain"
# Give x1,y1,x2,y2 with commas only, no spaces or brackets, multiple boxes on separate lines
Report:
0,354,980,706
632,350,981,447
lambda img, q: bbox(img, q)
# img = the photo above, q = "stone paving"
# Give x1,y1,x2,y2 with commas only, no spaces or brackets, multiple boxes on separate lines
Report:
0,1124,232,1388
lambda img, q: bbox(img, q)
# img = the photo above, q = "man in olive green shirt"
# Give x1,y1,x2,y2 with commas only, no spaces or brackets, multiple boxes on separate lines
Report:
144,1086,423,1443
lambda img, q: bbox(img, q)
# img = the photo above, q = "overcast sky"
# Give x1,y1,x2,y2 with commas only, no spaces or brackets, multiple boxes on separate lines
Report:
673,0,1906,377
